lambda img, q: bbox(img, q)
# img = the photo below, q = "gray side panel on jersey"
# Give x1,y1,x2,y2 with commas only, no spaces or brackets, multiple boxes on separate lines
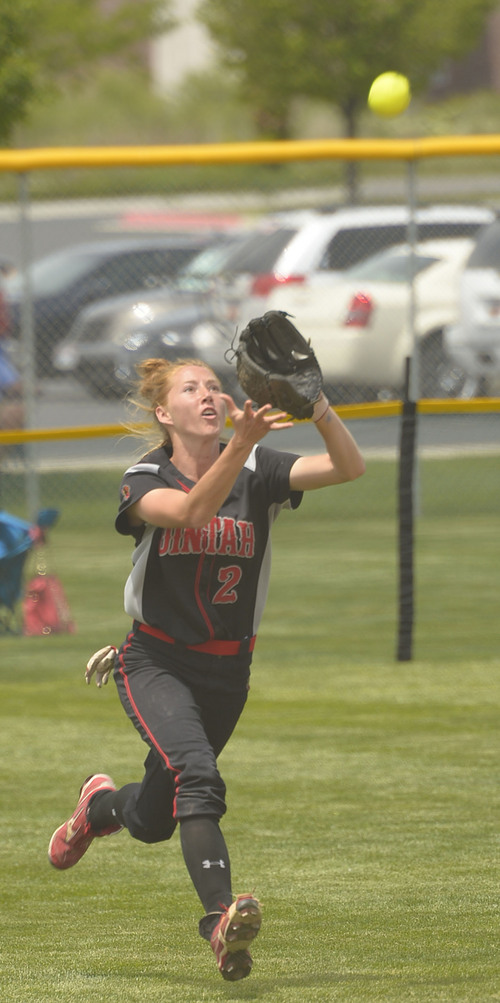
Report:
123,523,156,622
252,501,284,635
243,445,293,510
243,445,258,473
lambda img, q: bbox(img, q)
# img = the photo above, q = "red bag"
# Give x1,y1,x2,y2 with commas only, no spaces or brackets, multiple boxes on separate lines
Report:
23,573,75,636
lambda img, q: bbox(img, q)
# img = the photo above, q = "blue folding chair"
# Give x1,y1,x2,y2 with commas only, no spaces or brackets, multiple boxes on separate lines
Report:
0,508,59,633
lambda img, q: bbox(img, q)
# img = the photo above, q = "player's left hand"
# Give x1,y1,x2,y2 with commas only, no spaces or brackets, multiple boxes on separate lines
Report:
85,644,117,688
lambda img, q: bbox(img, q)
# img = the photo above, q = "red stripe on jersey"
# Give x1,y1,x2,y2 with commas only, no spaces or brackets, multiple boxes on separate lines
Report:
193,552,215,638
137,621,256,656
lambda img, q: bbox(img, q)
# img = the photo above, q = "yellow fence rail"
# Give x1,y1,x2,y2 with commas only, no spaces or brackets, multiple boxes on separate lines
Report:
2,134,500,173
1,398,499,447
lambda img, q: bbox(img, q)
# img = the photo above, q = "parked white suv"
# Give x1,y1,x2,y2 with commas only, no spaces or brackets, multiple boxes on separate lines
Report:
444,217,500,395
239,203,495,325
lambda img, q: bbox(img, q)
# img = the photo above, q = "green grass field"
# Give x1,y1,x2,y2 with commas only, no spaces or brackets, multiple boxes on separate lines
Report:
1,457,498,1002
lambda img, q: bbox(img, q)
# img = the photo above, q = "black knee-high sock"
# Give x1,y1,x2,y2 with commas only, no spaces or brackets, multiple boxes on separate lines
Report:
87,783,140,832
179,816,232,916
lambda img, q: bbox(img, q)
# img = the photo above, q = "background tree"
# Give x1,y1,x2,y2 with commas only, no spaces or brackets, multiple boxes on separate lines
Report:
0,0,174,145
0,3,37,144
198,0,299,141
199,0,499,197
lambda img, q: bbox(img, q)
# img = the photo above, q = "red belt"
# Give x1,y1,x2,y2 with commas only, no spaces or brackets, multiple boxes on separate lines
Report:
137,622,256,656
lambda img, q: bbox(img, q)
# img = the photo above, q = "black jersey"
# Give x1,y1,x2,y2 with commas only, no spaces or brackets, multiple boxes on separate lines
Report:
115,442,302,646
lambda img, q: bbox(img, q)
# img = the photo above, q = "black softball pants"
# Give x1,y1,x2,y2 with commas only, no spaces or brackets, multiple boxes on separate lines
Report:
113,630,250,844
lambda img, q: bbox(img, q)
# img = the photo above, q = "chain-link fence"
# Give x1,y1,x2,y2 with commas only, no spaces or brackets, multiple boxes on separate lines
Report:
0,138,498,653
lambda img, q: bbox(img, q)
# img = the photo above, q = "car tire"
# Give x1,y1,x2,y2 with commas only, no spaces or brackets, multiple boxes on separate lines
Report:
418,330,469,399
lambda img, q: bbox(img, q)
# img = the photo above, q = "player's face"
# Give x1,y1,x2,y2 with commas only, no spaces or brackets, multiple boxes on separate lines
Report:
156,365,225,438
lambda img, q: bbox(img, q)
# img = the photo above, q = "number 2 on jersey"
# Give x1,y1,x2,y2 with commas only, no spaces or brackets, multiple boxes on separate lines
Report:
212,565,242,604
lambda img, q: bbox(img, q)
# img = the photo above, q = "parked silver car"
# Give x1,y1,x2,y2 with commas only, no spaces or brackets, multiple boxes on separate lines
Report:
5,233,215,377
52,227,298,396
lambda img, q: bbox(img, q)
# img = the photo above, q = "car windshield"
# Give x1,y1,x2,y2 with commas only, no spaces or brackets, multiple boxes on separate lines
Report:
4,248,105,297
345,246,439,283
223,228,296,272
175,239,247,290
175,228,296,289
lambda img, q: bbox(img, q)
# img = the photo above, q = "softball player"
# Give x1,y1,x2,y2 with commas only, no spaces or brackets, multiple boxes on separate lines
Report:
48,357,365,981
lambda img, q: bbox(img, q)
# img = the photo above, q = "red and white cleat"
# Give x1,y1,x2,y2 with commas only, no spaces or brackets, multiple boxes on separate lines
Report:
48,773,122,870
210,894,262,981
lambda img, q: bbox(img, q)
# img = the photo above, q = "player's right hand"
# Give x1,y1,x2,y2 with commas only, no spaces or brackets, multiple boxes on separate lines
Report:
85,645,117,688
221,395,293,444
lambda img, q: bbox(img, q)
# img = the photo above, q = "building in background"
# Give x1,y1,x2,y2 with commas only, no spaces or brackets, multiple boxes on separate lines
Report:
150,0,215,95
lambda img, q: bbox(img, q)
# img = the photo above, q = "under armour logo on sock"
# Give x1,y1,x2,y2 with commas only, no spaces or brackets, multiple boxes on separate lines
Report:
202,859,226,869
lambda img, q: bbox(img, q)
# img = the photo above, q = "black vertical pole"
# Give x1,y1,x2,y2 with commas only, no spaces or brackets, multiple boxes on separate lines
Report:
396,161,418,661
396,358,417,661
